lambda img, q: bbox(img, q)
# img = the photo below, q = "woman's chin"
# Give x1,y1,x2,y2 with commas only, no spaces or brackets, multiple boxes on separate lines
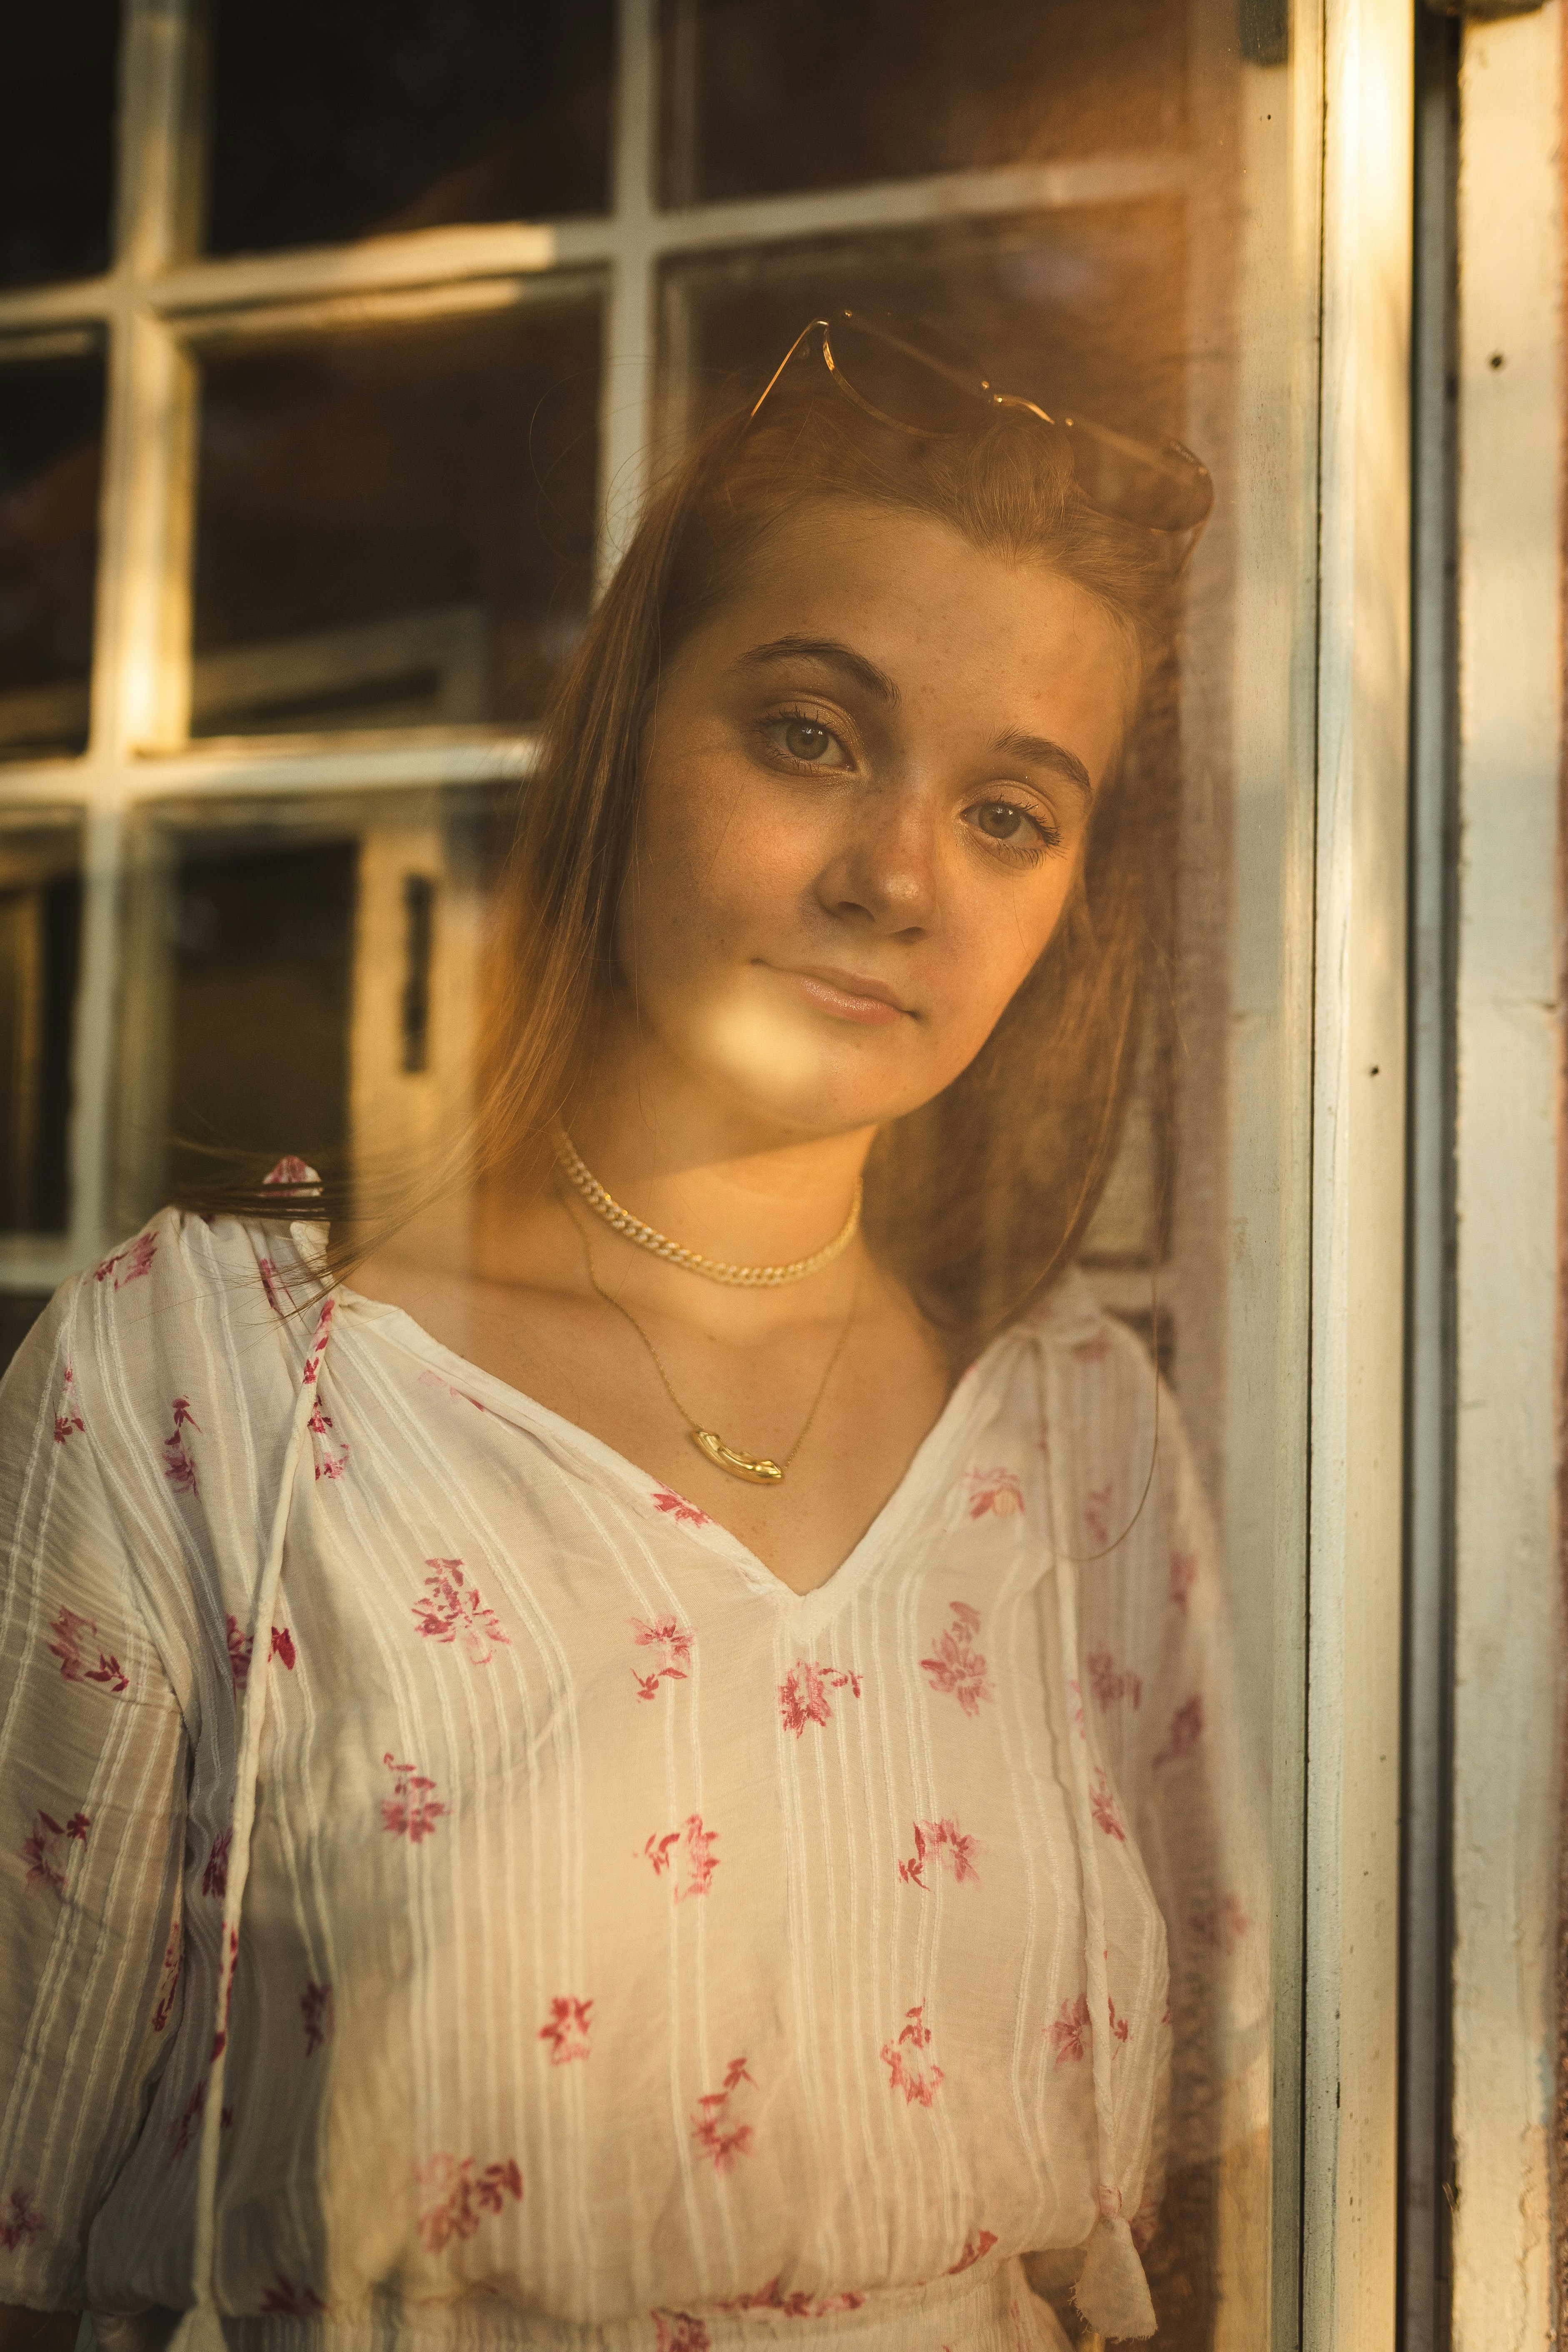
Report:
683,991,924,1136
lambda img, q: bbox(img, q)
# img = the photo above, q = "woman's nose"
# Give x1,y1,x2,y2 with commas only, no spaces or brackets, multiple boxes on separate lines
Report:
813,799,941,937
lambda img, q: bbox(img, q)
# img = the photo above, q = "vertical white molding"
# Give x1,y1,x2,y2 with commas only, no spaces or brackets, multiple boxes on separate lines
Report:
597,0,659,579
1304,0,1412,2345
1451,12,1562,2347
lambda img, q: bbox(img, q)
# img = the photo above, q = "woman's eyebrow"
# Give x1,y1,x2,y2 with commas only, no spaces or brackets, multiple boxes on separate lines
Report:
735,636,901,707
989,729,1094,802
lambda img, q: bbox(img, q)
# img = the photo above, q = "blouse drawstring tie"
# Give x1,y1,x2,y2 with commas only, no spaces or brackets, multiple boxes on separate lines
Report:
169,1280,336,2352
1039,1339,1159,2342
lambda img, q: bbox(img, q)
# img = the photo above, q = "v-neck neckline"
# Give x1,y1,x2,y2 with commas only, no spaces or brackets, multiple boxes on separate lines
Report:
336,1283,1021,1637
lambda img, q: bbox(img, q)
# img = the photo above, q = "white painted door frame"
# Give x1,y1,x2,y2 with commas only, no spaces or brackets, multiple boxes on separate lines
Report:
1448,8,1563,2348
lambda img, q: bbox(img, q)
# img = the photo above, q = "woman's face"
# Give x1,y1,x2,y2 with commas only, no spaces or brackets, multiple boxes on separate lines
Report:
614,497,1135,1143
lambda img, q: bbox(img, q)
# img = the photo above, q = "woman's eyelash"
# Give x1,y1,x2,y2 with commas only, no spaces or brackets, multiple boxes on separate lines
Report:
759,707,851,765
968,800,1063,864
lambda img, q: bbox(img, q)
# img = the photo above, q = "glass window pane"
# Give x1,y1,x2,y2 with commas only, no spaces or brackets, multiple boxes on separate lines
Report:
667,207,1186,478
0,3,119,289
0,345,106,762
662,0,1185,205
0,821,82,1235
119,786,512,1219
189,302,599,739
205,0,615,257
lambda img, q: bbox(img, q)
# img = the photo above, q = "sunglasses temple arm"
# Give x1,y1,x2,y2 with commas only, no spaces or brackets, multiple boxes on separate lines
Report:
748,320,830,422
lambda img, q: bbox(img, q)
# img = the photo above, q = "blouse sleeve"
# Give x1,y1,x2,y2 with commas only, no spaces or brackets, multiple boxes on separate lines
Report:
1071,1333,1271,2192
0,1278,187,2311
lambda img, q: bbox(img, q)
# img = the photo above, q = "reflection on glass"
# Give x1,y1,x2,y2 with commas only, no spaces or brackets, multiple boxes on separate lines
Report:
124,787,510,1218
205,0,614,256
0,823,81,1234
190,303,600,738
661,0,1185,205
0,4,119,288
667,210,1187,461
163,833,359,1194
0,347,106,762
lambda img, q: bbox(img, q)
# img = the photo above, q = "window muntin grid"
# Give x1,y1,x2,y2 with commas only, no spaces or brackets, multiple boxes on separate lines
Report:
0,2,1340,2337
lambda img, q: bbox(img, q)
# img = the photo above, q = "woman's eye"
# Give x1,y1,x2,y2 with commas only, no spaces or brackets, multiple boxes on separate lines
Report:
781,717,837,763
969,800,1055,850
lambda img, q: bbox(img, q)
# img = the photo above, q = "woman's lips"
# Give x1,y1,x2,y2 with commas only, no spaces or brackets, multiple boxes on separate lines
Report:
765,964,911,1026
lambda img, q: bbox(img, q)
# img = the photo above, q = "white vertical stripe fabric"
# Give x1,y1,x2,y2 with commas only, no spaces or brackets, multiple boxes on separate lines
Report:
0,1207,1265,2350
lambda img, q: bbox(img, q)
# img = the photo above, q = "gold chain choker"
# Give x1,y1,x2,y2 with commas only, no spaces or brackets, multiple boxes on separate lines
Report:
549,1126,861,1288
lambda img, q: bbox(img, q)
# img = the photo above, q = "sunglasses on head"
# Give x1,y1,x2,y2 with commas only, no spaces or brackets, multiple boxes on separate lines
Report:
749,311,1213,577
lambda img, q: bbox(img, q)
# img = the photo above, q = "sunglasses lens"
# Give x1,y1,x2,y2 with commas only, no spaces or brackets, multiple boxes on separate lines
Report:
1060,415,1215,537
823,312,990,435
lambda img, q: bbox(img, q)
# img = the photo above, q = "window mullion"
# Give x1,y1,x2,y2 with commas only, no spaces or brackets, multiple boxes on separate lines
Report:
598,0,661,580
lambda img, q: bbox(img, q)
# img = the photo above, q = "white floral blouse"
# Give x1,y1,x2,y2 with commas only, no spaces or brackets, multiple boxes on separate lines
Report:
0,1195,1265,2352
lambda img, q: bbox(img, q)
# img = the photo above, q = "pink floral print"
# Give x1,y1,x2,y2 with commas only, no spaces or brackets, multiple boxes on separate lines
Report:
920,1601,994,1718
307,1395,349,1482
1191,1893,1251,1953
652,2317,710,2352
94,1233,156,1290
538,1995,593,2065
898,1818,979,1890
651,1486,710,1528
257,1258,286,1315
946,2230,999,2275
1084,1485,1113,1547
300,1298,334,1389
152,1920,182,2032
631,1615,694,1701
1090,1769,1127,1843
1073,1328,1114,1364
47,1604,127,1694
777,1660,863,1736
262,1157,316,1190
0,2187,45,2251
412,1561,509,1665
881,2002,943,2108
382,1754,446,1843
52,1365,84,1446
717,2280,866,2317
226,1615,296,1693
642,1813,719,1900
1108,1995,1131,2045
1169,1547,1198,1612
1154,1694,1205,1769
162,1397,200,1496
259,2275,328,2317
202,1829,231,1899
167,2078,231,2162
1087,1648,1142,1711
690,2057,756,2172
1049,1994,1090,2065
963,1466,1024,1519
301,1980,333,2054
413,2154,522,2253
20,1808,89,1900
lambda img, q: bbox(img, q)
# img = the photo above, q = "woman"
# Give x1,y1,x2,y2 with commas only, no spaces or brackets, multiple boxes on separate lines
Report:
0,318,1261,2352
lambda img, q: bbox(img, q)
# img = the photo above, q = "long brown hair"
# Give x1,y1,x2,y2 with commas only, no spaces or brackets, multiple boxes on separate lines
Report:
186,378,1181,1348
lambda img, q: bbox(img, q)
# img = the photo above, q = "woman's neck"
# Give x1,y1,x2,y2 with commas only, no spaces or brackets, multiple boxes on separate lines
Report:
557,1027,876,1282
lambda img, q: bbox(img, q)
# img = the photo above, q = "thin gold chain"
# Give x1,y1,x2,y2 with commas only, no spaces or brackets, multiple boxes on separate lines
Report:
562,1190,859,1476
550,1125,862,1288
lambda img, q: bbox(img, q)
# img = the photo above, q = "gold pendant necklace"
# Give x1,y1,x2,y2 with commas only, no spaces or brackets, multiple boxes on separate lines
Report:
562,1191,858,1486
551,1126,861,1288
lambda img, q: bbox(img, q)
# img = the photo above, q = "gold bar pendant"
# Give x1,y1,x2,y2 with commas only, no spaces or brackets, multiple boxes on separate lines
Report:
691,1428,785,1485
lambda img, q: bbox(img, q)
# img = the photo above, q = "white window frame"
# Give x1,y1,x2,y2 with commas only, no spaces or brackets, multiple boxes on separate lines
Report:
1445,8,1563,2346
0,2,1434,2341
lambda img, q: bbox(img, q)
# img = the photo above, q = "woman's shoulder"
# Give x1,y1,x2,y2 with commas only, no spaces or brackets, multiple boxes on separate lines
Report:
1012,1263,1152,1389
4,1192,327,1439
